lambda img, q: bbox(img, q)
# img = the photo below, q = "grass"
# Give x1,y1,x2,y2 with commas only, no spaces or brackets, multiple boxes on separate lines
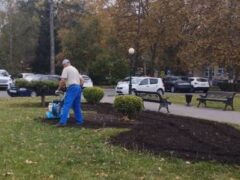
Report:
0,97,240,179
164,93,240,111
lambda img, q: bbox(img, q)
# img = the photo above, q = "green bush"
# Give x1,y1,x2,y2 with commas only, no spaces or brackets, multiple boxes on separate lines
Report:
15,79,30,88
83,87,104,104
114,95,143,119
218,83,240,92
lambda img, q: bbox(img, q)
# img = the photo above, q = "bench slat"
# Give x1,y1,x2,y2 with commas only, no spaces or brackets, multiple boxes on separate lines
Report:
134,90,171,113
197,91,236,110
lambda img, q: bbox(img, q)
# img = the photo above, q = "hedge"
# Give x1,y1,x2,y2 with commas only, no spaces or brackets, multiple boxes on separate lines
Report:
218,83,240,92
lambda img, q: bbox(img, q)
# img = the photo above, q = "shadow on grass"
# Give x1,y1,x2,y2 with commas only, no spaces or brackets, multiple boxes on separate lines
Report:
10,102,49,108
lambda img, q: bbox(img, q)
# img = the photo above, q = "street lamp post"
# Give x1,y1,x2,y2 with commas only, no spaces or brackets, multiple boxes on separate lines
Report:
128,48,135,95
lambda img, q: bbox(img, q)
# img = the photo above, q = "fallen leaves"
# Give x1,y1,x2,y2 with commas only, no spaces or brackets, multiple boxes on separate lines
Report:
2,171,14,176
96,172,108,177
25,159,38,165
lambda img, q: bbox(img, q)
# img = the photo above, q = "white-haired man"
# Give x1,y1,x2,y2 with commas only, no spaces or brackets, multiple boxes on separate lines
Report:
56,59,84,127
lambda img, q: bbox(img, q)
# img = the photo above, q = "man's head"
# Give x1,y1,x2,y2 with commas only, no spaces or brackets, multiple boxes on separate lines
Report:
62,59,71,67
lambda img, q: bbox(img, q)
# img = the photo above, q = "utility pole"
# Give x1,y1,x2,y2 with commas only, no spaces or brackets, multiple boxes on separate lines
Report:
49,0,55,74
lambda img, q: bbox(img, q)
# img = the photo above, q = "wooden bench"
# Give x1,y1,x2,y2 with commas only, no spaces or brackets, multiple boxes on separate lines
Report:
197,91,236,110
134,91,171,113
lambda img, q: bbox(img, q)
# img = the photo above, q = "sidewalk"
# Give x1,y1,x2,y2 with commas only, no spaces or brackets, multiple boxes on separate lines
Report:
101,96,240,125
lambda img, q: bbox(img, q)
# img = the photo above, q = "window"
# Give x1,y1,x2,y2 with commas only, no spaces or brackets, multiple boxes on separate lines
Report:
0,71,9,77
132,78,142,84
139,79,148,85
150,79,158,84
171,77,178,81
197,78,208,82
217,68,224,76
204,68,214,78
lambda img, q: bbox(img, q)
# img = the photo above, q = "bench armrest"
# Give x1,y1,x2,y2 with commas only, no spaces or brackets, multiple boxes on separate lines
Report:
227,97,234,101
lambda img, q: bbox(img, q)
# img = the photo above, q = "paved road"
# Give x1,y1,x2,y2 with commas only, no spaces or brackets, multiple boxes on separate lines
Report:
101,95,240,126
0,90,9,98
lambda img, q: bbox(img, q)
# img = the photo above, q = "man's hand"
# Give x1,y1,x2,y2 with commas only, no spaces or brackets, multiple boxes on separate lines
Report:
80,78,84,86
58,78,66,91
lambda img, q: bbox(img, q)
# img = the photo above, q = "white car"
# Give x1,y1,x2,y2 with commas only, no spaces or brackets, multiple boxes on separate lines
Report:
115,76,141,95
188,77,210,92
116,76,165,95
82,75,93,88
0,69,12,89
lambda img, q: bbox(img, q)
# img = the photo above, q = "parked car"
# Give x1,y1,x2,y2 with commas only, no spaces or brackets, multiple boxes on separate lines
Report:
188,77,209,92
115,76,143,95
7,74,60,97
81,75,93,88
0,69,12,90
11,73,35,81
115,76,165,95
163,76,192,93
212,79,228,86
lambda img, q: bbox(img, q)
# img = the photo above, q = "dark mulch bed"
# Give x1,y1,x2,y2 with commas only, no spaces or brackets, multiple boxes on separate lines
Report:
41,103,240,164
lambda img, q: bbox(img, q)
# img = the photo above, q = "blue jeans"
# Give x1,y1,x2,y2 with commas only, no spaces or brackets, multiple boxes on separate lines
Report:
59,84,83,125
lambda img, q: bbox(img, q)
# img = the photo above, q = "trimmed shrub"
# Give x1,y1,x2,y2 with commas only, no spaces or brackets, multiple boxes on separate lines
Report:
218,83,240,92
15,79,59,106
15,79,30,88
83,87,104,104
114,95,143,119
15,79,58,95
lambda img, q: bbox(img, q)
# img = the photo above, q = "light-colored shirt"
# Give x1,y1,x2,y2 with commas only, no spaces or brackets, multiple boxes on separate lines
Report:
61,65,81,87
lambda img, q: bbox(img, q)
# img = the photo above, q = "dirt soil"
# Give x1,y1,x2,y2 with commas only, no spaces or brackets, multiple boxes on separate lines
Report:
42,103,240,164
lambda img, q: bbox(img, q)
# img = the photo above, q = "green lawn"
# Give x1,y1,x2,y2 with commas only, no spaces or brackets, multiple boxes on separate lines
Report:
164,93,240,111
0,97,240,179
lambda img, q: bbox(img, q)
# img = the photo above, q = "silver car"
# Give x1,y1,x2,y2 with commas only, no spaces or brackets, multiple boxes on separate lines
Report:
0,69,12,89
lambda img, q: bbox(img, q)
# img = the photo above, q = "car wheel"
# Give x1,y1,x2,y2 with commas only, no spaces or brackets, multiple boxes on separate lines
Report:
30,91,37,97
171,86,175,93
157,89,164,96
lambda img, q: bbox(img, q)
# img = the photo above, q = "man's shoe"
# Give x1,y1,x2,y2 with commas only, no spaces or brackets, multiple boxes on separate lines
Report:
55,123,66,128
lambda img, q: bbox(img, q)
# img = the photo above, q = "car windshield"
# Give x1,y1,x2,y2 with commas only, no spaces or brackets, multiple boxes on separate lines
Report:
82,75,90,80
29,75,42,81
121,77,130,82
0,71,9,77
132,78,142,84
120,77,142,84
22,74,34,78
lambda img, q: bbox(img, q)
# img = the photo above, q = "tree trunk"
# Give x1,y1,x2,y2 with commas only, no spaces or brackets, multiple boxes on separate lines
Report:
149,43,157,76
49,0,55,75
41,96,46,107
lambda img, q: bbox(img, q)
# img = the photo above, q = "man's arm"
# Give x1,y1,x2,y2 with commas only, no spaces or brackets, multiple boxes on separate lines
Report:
57,68,67,91
57,78,66,91
80,75,84,86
